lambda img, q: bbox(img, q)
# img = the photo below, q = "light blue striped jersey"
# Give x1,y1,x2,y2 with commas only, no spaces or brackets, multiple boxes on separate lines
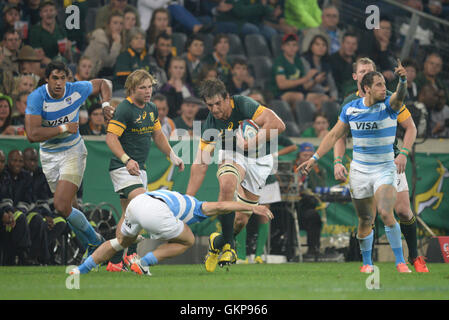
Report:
145,190,207,225
339,96,398,171
26,81,93,152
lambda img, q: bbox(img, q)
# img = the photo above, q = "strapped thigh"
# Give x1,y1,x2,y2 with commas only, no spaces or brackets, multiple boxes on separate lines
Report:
217,163,242,184
236,192,258,215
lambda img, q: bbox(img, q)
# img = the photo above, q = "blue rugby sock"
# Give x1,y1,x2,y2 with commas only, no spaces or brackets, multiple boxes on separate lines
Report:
67,208,100,245
78,256,98,274
358,230,374,266
67,221,88,250
385,222,406,265
141,252,158,267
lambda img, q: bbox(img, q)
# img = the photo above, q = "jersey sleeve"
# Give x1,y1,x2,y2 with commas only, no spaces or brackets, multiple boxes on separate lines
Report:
339,103,350,123
236,96,266,120
151,103,162,131
384,95,399,116
193,198,208,222
72,81,93,100
107,102,130,137
199,114,217,151
397,105,411,123
25,89,43,116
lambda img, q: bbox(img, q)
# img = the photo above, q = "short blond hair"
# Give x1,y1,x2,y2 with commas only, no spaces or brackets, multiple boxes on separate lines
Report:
353,57,376,73
124,69,157,96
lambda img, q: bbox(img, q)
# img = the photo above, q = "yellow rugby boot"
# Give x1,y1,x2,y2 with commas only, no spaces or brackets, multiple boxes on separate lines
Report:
204,232,221,272
218,243,237,268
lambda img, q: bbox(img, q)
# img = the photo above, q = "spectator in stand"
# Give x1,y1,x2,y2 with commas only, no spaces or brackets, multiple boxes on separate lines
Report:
429,86,449,138
263,0,299,36
22,0,41,27
159,56,195,119
301,4,344,55
152,93,175,138
113,28,151,90
12,73,36,98
79,103,107,136
172,96,202,138
0,4,21,40
122,7,140,51
225,57,254,96
201,33,232,83
10,91,28,135
0,149,31,265
29,1,71,64
422,0,449,18
402,58,420,104
0,28,21,74
137,0,212,37
16,45,43,82
74,56,93,81
415,52,449,106
293,142,328,261
149,31,174,80
300,112,329,138
146,8,173,55
193,64,219,98
84,10,124,78
300,34,338,110
284,0,322,30
214,0,277,43
63,0,89,52
329,32,358,99
357,16,397,84
181,34,205,89
23,147,67,265
95,0,139,31
0,94,14,135
270,33,317,114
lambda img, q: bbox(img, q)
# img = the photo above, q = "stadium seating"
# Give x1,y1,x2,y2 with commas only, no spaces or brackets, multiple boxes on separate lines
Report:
227,33,245,56
172,32,187,56
321,101,340,127
294,100,316,132
284,121,301,137
201,33,214,57
270,34,283,59
268,99,294,123
248,56,273,89
245,34,272,58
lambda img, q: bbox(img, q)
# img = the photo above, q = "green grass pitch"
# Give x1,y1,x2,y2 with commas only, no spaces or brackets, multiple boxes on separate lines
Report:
1,262,448,300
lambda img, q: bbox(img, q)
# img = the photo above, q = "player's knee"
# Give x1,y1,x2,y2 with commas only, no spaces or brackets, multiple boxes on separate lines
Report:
219,181,237,199
395,203,411,219
234,214,249,232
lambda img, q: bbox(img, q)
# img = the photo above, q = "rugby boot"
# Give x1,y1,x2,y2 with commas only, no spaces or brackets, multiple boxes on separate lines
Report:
412,256,429,273
204,232,221,272
396,262,412,273
360,264,374,273
218,243,237,268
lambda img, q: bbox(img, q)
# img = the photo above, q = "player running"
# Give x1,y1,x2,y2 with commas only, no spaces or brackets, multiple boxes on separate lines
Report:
298,60,412,273
105,69,184,271
70,189,274,275
186,79,285,272
25,61,113,257
333,57,428,272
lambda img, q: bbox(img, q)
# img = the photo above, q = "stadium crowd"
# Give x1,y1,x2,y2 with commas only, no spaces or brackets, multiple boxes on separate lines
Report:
1,0,449,265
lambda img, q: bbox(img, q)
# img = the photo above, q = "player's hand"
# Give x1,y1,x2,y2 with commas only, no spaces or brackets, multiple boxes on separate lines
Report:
170,151,185,172
334,162,348,181
395,153,407,174
46,216,54,230
394,59,407,80
102,105,115,122
296,158,316,176
126,159,140,176
2,212,15,228
252,205,274,220
66,122,79,134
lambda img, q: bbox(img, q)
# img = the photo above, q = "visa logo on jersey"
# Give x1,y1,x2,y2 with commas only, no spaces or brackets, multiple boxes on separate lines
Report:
355,122,378,130
48,116,70,126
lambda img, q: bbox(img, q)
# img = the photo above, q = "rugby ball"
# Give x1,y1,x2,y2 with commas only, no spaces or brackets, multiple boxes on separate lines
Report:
239,119,259,140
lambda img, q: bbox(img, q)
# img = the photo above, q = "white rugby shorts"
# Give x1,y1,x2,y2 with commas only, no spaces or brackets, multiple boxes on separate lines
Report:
349,162,398,199
109,166,148,193
218,150,273,196
40,140,87,193
120,193,185,240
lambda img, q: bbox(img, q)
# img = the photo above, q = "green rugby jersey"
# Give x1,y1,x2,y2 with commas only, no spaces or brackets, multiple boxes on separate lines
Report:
200,95,272,157
107,97,161,171
340,90,411,157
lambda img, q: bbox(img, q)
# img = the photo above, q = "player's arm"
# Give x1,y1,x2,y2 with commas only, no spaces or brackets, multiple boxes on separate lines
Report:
152,127,184,172
395,115,417,174
186,142,214,196
389,59,407,112
105,131,140,176
25,114,78,143
298,120,349,175
90,79,114,120
201,201,273,220
245,107,285,151
333,135,348,181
